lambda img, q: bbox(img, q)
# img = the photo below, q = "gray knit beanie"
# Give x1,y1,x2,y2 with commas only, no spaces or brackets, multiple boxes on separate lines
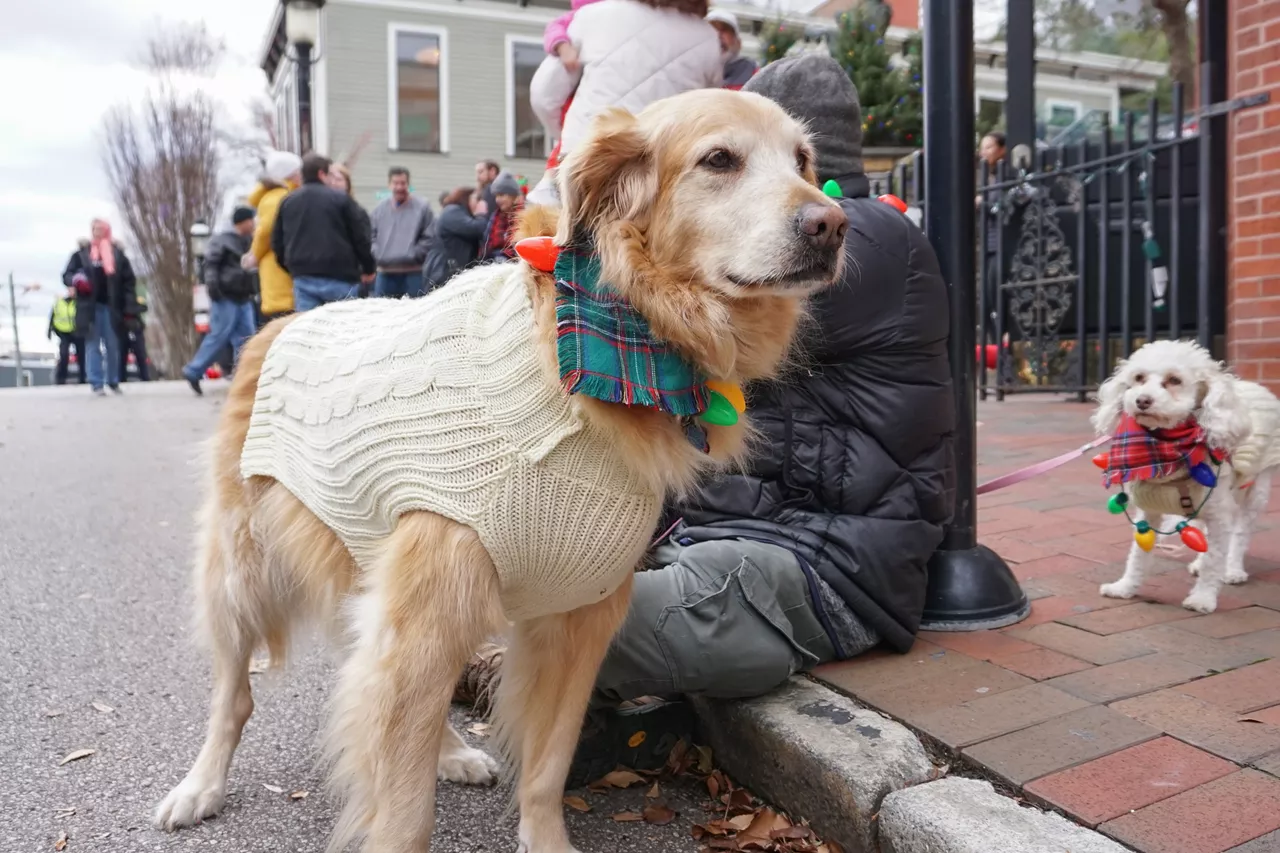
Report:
743,53,865,184
491,171,521,198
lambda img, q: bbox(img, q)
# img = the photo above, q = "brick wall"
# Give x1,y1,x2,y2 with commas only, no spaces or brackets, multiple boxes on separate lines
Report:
1228,0,1280,389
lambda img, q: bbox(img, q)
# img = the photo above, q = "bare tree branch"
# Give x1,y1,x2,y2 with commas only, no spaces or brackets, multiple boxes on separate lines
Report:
102,25,226,375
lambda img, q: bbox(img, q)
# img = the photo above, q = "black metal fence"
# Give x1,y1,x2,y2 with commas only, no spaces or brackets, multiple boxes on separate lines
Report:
874,84,1268,401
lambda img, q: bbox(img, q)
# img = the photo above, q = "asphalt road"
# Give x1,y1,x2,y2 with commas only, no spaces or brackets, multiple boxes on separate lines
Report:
0,382,711,853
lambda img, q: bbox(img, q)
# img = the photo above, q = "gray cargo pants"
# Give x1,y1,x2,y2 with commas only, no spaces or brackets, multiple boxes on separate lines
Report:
592,539,837,706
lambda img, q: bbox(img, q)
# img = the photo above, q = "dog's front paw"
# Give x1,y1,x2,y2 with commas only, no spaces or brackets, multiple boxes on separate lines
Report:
154,775,226,830
438,746,499,786
1224,568,1249,585
1100,581,1139,600
1181,589,1219,614
1188,555,1205,577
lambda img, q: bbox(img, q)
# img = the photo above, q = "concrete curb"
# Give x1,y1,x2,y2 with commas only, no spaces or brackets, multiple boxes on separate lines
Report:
694,678,1133,853
878,776,1130,853
691,677,934,853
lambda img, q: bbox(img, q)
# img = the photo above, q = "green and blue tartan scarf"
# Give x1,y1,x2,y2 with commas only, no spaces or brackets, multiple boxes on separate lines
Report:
554,245,709,419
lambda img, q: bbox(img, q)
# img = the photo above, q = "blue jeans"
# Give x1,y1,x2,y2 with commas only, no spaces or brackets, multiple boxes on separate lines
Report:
374,271,425,299
294,276,359,312
85,303,120,390
184,300,256,381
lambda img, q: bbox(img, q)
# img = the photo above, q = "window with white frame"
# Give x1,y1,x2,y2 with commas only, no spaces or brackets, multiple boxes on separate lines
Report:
274,71,299,154
977,96,1005,137
392,27,446,153
507,37,546,160
1046,101,1081,133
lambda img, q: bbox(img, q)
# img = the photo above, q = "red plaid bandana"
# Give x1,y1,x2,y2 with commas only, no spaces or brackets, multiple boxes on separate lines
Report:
1103,414,1218,487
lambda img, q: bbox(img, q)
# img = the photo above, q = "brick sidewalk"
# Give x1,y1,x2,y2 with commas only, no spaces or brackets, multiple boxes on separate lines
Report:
811,397,1280,853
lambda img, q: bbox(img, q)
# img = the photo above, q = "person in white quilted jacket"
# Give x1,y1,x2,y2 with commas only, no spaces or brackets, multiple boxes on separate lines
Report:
526,0,722,206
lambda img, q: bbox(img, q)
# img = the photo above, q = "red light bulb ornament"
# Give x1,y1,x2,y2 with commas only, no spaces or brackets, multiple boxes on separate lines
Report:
1177,522,1208,553
1092,452,1109,470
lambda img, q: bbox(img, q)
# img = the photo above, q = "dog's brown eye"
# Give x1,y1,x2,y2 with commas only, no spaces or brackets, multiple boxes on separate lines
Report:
701,149,737,171
1164,375,1182,387
1134,373,1146,384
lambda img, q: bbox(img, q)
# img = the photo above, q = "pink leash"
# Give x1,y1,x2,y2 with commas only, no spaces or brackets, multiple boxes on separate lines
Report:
976,435,1111,496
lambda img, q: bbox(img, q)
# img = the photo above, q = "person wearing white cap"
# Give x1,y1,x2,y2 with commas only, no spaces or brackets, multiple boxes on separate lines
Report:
706,9,758,89
245,150,303,320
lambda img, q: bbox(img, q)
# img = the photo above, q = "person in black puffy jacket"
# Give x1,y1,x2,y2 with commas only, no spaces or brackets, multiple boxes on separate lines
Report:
456,53,954,783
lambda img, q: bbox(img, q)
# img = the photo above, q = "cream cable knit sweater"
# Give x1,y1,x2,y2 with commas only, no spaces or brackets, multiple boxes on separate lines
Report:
241,263,662,620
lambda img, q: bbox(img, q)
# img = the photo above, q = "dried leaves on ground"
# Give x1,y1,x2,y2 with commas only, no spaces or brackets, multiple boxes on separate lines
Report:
578,738,842,853
53,832,68,851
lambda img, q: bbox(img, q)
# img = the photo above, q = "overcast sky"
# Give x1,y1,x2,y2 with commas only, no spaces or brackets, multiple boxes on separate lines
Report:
1,0,1003,354
1,0,275,352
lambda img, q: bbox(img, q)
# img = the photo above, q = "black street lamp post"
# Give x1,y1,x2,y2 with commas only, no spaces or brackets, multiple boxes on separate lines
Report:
919,0,1029,631
284,0,326,155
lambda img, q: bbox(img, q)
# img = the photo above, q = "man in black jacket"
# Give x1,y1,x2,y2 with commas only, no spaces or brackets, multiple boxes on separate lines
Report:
271,153,376,311
182,207,259,395
456,53,955,783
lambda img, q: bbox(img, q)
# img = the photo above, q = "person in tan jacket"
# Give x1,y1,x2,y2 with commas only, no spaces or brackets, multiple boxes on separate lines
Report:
245,151,302,322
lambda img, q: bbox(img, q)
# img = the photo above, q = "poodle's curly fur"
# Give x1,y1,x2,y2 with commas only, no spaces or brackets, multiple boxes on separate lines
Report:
1094,340,1280,613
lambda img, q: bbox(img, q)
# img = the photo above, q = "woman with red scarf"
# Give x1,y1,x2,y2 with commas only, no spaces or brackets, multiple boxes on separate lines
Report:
61,219,138,395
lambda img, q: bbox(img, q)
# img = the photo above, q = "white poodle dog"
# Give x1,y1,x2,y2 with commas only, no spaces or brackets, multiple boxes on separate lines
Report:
1093,340,1280,613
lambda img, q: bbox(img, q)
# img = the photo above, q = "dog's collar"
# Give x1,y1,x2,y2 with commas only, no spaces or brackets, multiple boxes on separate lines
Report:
515,237,746,450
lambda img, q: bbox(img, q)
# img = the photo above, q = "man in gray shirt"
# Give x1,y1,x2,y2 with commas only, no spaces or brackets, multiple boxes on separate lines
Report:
370,167,435,298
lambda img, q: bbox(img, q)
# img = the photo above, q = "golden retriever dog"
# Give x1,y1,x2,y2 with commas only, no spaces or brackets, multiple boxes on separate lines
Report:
154,88,847,853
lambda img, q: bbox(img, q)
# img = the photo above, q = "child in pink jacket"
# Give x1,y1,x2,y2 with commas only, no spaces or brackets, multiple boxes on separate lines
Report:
530,0,601,164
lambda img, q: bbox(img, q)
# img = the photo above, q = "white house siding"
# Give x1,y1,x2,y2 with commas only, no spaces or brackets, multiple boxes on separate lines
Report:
322,0,559,211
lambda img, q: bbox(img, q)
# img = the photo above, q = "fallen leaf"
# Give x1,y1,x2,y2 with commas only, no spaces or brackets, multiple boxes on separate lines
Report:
727,814,755,832
694,744,714,775
601,769,646,788
46,710,64,719
706,839,740,851
826,841,846,853
289,790,309,800
563,796,591,813
726,788,755,812
706,774,721,799
262,784,284,794
746,808,778,837
772,825,814,841
646,782,661,799
248,658,269,675
643,804,677,826
770,812,794,834
467,722,491,736
612,811,645,822
54,808,76,818
54,832,68,851
58,749,95,766
90,702,113,714
737,835,774,851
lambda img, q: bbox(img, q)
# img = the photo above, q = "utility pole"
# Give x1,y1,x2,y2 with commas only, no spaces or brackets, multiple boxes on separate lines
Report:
7,273,22,388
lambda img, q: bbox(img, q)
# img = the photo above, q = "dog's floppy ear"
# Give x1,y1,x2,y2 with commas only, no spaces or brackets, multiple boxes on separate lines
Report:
555,108,657,245
1198,364,1252,451
1093,364,1127,437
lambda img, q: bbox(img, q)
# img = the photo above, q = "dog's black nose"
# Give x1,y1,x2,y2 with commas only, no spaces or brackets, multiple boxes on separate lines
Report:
1136,395,1153,411
798,203,848,252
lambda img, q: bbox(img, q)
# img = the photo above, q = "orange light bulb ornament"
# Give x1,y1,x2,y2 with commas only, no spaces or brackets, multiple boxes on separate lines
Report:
514,237,561,272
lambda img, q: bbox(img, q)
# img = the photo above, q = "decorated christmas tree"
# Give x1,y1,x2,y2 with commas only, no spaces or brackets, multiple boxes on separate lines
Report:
760,17,800,66
828,0,922,148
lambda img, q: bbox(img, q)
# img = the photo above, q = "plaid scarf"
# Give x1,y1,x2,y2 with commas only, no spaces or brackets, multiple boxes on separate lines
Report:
1103,414,1219,487
554,246,708,418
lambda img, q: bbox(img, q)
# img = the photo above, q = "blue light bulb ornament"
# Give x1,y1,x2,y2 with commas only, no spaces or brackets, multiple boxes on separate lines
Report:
1189,462,1218,488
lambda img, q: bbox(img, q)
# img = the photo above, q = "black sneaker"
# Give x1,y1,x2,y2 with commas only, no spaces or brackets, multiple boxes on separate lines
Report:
564,698,697,790
91,387,106,397
186,376,203,397
108,384,123,395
